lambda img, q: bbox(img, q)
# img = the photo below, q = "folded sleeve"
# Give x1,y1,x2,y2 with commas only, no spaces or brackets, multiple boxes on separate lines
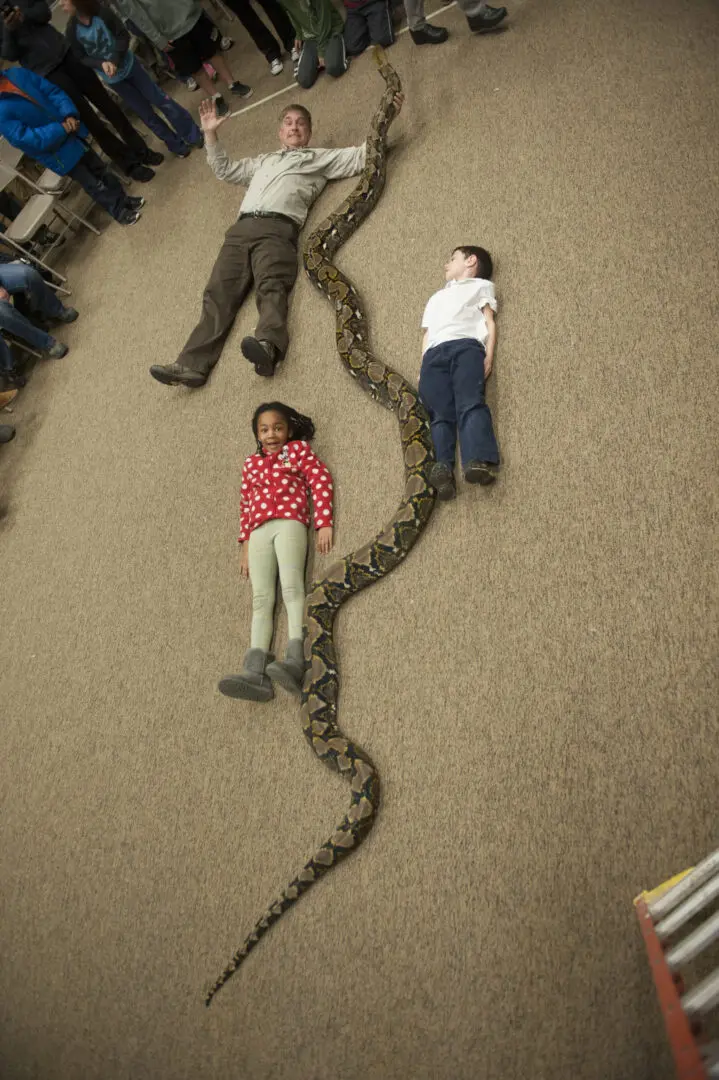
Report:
293,442,334,529
475,279,497,313
238,460,252,544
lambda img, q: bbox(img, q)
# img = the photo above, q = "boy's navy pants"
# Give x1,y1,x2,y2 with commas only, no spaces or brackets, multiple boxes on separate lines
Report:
418,337,499,467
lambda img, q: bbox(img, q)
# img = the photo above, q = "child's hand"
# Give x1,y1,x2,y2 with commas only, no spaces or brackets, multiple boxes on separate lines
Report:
316,526,333,554
240,545,249,579
102,60,117,78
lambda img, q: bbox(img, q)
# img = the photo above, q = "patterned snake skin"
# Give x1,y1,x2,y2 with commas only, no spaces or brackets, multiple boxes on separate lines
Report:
205,51,436,1006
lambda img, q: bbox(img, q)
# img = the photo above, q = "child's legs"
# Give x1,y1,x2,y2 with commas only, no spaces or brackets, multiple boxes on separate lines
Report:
191,67,218,95
418,342,457,466
450,338,499,466
121,60,202,148
343,10,369,56
323,33,348,78
248,521,279,650
68,151,128,222
114,71,187,154
273,519,308,641
365,0,395,46
208,52,237,88
296,40,320,88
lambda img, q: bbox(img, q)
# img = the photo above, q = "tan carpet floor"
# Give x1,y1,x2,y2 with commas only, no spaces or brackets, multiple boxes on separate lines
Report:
1,0,717,1077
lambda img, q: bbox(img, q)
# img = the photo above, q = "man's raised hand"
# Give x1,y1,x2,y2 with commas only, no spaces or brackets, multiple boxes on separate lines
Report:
389,91,405,120
199,97,227,137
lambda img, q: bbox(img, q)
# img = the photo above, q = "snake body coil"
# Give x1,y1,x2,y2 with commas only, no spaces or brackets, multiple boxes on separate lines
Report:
206,53,436,1006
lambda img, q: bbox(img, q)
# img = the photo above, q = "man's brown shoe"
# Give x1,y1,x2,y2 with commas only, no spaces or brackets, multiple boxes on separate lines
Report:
241,336,278,377
149,363,207,388
0,388,18,409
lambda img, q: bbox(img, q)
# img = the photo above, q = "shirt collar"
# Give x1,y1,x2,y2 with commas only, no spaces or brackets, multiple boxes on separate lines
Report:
445,278,478,289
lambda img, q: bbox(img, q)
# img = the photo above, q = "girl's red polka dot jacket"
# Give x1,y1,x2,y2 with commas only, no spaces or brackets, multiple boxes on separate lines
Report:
239,440,334,544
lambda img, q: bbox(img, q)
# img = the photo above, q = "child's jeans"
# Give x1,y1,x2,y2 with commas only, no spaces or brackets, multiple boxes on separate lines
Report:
418,337,499,467
112,60,202,155
248,518,308,650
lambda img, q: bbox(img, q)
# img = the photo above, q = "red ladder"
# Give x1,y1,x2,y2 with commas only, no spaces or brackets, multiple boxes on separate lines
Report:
635,847,719,1080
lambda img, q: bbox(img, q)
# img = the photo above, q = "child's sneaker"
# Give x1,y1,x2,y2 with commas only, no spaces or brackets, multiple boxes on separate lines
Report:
428,461,456,501
186,76,198,91
220,35,234,50
269,57,284,75
464,460,498,486
229,81,253,100
213,93,229,117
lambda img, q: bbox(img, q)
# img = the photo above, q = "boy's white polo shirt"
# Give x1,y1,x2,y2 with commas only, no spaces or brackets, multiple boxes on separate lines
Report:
421,277,497,353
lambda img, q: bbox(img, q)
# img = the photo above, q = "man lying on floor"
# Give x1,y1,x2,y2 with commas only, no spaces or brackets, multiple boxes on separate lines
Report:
149,90,403,389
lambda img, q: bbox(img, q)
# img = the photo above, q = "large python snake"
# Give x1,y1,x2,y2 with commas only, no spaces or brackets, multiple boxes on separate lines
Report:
205,51,436,1006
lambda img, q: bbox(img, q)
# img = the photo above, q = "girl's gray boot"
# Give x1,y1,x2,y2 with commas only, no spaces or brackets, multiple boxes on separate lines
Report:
265,638,305,696
218,649,275,702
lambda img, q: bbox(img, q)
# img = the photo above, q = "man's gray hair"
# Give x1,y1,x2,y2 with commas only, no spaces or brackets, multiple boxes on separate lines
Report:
279,103,312,130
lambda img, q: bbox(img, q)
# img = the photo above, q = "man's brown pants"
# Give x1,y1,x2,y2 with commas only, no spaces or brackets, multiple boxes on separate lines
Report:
177,215,299,376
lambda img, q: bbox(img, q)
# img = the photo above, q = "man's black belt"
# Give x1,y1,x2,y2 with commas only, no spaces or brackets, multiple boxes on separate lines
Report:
239,210,297,227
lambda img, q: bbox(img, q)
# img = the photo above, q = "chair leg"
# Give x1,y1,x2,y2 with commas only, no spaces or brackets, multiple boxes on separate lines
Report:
0,234,67,283
54,203,100,237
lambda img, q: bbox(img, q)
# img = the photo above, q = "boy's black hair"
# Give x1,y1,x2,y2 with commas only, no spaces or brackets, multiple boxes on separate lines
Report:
453,246,493,280
252,401,315,452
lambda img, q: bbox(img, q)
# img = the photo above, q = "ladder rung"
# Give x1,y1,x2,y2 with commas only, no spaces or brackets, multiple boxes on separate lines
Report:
656,873,719,941
666,910,719,969
702,1042,719,1079
682,967,719,1017
648,848,719,921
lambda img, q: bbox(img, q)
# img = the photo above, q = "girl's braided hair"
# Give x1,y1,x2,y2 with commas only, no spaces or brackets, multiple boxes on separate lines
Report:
251,401,316,453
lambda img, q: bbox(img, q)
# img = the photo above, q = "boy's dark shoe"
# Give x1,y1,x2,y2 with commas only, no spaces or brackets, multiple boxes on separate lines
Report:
410,23,449,44
428,461,457,501
0,423,16,443
229,81,253,100
127,164,155,182
467,5,507,32
46,340,68,359
214,94,229,118
55,306,79,324
143,149,165,166
464,460,498,486
149,362,207,388
241,336,278,377
117,208,142,226
125,196,145,211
